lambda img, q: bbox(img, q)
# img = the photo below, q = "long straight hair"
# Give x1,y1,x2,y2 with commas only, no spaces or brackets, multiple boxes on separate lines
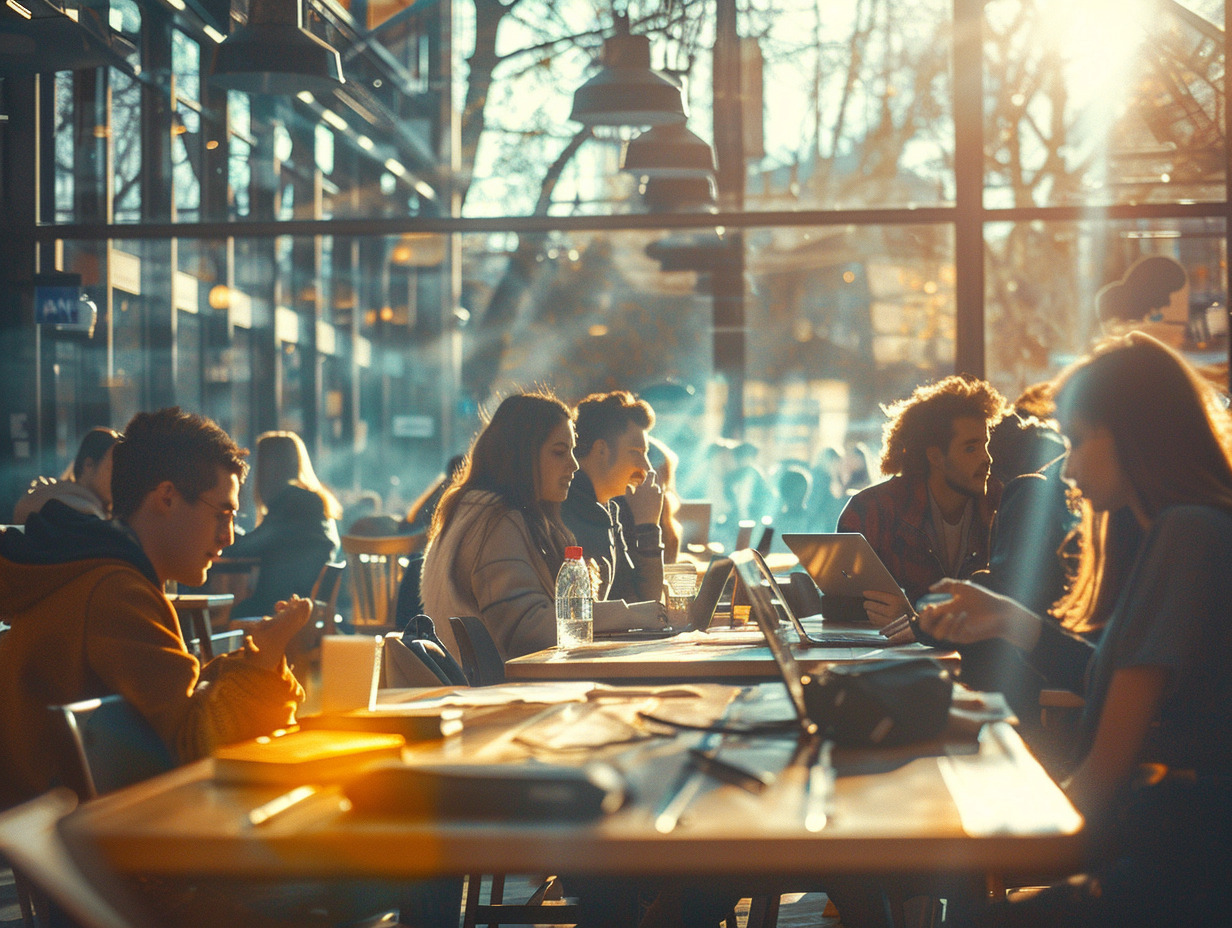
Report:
1050,332,1232,629
431,391,576,577
253,431,342,522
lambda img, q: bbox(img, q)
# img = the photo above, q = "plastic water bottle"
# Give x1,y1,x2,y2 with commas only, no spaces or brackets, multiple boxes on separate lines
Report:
555,545,593,649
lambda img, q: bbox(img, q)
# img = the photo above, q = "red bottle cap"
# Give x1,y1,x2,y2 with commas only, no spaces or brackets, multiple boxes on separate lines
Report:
565,546,583,559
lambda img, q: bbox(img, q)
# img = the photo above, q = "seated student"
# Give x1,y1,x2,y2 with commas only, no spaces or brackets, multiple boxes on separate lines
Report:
224,430,342,618
837,375,1004,628
420,391,578,661
562,391,663,603
918,333,1232,927
0,408,307,811
11,426,120,524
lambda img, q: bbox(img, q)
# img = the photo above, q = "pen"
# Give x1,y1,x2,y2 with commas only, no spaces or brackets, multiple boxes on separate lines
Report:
248,785,319,827
804,741,834,833
686,748,769,794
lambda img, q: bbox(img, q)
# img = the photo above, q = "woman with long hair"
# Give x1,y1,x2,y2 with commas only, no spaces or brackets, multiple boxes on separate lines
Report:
420,391,578,661
225,431,342,618
919,332,1232,926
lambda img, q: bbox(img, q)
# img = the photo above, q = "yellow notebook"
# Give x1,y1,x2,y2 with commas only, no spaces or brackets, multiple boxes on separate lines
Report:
213,730,406,785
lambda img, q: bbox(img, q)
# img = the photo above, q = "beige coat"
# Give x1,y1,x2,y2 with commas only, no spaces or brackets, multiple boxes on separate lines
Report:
420,490,558,661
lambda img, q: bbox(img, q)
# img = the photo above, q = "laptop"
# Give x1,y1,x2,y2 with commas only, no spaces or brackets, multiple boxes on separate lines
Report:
731,548,891,647
781,533,913,618
594,555,733,640
727,548,825,735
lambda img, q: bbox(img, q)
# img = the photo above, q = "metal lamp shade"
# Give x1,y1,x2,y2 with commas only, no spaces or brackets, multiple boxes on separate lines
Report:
641,175,717,212
210,0,344,95
621,123,716,177
570,32,686,127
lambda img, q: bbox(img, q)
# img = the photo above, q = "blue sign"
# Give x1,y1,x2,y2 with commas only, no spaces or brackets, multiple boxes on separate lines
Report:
34,286,86,326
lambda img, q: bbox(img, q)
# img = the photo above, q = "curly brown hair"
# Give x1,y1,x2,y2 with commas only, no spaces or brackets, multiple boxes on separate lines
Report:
878,376,1006,477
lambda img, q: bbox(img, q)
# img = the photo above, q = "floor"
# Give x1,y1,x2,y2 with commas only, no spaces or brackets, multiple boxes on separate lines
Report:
0,866,839,928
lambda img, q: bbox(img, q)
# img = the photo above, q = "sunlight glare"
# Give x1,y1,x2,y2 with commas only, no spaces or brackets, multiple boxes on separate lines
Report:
1048,0,1150,109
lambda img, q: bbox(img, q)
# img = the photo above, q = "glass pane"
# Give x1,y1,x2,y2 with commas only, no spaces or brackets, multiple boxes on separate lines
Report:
984,217,1228,399
53,73,74,222
453,0,953,217
111,68,143,222
985,0,1226,208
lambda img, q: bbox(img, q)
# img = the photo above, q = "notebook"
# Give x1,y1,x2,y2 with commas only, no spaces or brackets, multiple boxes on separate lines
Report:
781,532,913,618
731,547,891,647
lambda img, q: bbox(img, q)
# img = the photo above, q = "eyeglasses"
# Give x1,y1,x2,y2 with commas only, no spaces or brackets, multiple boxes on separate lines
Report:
194,496,239,530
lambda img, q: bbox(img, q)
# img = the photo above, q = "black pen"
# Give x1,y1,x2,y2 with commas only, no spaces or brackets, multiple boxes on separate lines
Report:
686,747,769,794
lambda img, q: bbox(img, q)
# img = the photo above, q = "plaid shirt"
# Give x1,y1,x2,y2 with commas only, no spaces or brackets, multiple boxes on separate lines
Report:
836,473,1000,606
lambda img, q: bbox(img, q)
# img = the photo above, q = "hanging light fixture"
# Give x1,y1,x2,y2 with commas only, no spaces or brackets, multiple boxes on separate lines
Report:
621,122,716,177
210,0,344,96
641,175,717,212
570,14,686,127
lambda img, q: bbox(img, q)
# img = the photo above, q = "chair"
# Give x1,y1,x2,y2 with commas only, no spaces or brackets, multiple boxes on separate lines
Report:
0,789,147,928
448,615,506,687
48,695,175,801
675,500,712,548
341,534,426,631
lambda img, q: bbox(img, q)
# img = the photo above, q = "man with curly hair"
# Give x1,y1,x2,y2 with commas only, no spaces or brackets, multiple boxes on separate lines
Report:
837,375,1005,628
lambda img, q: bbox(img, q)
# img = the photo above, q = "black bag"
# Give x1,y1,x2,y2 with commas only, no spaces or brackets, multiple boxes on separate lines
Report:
802,657,953,747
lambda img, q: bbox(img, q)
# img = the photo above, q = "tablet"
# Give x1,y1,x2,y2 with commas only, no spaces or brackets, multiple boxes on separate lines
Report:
780,533,912,615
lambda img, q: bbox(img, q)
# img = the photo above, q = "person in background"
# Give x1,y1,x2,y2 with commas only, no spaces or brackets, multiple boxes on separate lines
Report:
562,391,664,604
224,431,341,619
0,408,306,811
723,440,776,529
838,441,876,496
838,375,1004,629
646,436,684,564
773,462,814,543
420,391,578,661
809,445,847,532
403,454,466,534
918,333,1232,926
11,426,120,524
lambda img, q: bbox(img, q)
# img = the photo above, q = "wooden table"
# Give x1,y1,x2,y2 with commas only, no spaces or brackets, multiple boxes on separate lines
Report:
506,630,954,685
169,593,235,662
61,683,1083,888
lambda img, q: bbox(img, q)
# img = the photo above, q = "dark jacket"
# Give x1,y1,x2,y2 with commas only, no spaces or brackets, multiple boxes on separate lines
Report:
561,470,663,604
837,473,1000,605
225,485,340,617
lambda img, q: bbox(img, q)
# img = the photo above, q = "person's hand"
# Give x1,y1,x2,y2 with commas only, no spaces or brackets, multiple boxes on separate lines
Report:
860,589,918,644
244,595,312,671
916,579,1042,650
627,469,664,525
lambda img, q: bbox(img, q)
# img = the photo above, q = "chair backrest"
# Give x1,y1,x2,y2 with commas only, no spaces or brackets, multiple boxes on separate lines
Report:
340,534,425,629
380,633,458,688
48,695,175,800
0,789,146,928
675,501,712,548
448,616,506,686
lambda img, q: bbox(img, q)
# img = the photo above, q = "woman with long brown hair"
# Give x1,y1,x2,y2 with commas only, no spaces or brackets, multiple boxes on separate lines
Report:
420,390,578,661
919,332,1232,926
225,430,341,618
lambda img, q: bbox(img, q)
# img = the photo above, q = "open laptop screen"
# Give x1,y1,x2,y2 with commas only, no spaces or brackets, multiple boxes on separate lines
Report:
728,549,816,734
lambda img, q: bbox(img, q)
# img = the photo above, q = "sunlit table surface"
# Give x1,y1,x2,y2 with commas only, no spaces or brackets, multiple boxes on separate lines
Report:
506,625,954,684
61,682,1083,885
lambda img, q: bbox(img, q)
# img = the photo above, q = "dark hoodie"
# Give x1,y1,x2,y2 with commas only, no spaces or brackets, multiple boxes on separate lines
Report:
0,501,303,809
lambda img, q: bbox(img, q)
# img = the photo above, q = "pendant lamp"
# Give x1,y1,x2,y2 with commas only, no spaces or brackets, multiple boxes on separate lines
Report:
641,175,717,212
210,0,344,95
621,122,716,177
570,16,686,127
